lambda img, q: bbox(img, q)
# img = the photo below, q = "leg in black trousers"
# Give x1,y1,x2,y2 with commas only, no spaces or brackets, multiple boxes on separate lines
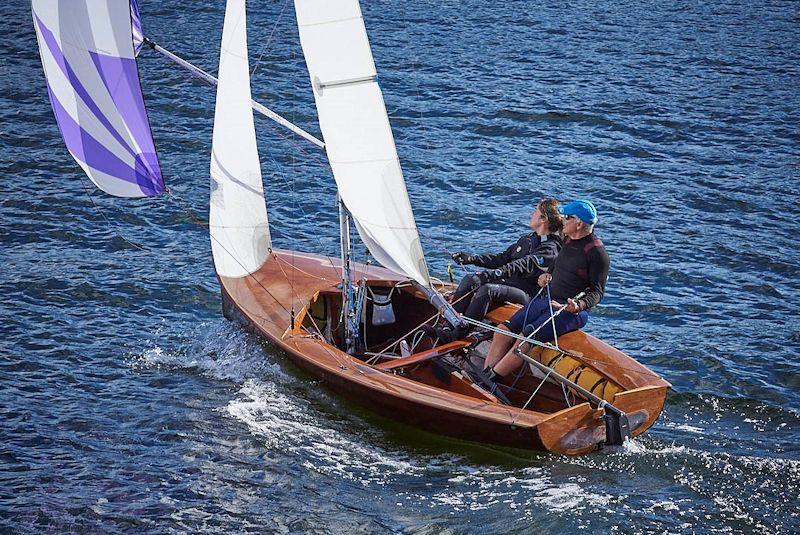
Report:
437,278,531,342
463,283,531,327
451,274,482,314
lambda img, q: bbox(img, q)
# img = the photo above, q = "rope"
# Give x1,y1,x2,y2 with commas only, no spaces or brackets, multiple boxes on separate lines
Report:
272,254,337,283
82,183,150,252
442,246,468,276
369,287,476,360
545,283,560,350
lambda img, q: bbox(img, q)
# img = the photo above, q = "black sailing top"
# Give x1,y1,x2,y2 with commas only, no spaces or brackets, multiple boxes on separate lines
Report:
549,233,609,311
470,232,563,296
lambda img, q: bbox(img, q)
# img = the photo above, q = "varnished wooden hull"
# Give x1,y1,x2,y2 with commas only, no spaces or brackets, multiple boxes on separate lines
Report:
218,250,670,455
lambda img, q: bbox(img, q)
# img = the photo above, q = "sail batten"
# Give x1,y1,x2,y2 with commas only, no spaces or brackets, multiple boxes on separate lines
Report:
295,0,431,286
32,0,164,198
209,0,271,278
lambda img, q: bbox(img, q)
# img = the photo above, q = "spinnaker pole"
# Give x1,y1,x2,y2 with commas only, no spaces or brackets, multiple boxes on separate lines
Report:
142,37,325,149
145,37,463,331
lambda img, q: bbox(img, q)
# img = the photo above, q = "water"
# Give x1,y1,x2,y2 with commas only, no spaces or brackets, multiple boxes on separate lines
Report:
2,0,799,533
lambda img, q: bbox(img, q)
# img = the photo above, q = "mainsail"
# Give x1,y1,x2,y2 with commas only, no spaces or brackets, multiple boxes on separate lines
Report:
294,0,431,287
209,0,271,278
32,0,164,198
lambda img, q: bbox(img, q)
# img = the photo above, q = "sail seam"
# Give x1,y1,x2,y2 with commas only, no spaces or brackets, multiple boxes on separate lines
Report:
347,220,419,230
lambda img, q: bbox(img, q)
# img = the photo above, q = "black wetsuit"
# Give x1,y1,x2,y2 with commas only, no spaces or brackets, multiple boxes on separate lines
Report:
452,233,563,329
548,233,609,310
467,233,563,296
506,232,609,342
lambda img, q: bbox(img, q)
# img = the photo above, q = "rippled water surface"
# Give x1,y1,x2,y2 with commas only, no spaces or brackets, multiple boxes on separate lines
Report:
2,0,799,533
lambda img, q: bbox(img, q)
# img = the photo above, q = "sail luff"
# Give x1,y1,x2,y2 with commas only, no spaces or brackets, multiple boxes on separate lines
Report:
130,0,144,56
294,0,431,286
209,0,271,278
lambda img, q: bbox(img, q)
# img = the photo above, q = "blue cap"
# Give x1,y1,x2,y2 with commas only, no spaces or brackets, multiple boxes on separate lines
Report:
559,200,598,225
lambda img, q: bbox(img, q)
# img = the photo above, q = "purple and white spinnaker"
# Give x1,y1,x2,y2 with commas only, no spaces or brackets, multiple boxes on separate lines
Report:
130,0,144,57
32,0,164,198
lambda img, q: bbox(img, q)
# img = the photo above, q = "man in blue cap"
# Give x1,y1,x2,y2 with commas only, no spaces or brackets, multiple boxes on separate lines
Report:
481,199,610,381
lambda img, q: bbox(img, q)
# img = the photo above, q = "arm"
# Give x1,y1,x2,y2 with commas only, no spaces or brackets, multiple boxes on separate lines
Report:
496,239,561,279
470,239,521,269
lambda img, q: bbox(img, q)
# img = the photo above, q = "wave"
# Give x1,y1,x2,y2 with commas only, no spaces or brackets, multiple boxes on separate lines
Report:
126,320,283,384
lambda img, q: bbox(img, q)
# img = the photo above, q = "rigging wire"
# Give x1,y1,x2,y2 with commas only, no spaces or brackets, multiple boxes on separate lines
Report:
163,184,319,334
78,188,288,329
249,0,291,77
164,189,291,314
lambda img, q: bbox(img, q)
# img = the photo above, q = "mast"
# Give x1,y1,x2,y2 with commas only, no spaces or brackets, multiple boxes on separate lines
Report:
339,196,359,354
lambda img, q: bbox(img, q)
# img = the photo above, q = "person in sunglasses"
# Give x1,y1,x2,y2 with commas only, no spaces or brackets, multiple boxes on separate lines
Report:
434,198,564,343
481,199,610,380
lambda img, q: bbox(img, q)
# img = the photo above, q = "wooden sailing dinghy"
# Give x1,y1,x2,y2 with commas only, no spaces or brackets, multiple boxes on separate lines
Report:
33,0,669,455
220,250,670,455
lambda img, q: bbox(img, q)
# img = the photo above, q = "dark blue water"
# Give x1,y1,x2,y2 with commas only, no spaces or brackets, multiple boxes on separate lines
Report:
2,0,799,533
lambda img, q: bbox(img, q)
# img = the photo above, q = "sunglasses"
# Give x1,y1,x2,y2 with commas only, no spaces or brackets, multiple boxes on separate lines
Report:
564,214,576,220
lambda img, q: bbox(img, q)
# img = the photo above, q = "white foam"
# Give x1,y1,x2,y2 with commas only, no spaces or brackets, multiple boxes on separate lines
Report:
226,379,423,486
644,500,680,512
664,422,704,433
127,320,284,383
531,482,614,512
605,438,689,456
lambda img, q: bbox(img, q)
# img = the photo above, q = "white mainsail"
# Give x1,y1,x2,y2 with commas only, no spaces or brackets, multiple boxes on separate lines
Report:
294,0,431,287
209,0,271,278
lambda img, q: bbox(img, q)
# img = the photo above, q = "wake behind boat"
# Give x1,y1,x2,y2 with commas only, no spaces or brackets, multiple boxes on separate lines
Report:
32,0,670,455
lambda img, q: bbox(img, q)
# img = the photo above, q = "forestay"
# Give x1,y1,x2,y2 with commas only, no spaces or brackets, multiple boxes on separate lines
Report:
209,0,271,278
294,0,431,287
32,0,164,198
